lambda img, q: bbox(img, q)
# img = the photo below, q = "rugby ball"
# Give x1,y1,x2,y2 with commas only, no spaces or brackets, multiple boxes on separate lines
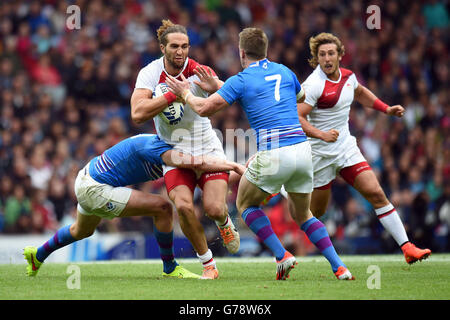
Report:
153,83,184,125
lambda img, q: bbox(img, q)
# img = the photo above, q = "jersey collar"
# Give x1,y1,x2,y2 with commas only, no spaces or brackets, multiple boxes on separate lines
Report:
317,65,342,83
162,56,189,78
249,58,270,68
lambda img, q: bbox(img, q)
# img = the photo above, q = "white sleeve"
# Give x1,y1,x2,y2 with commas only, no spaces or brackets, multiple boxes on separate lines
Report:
302,78,321,108
135,67,158,92
349,73,359,90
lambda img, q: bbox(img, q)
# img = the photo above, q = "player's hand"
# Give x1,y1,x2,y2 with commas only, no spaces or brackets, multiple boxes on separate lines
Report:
386,105,405,117
245,154,256,168
166,74,191,97
320,129,339,142
233,163,246,176
193,66,219,94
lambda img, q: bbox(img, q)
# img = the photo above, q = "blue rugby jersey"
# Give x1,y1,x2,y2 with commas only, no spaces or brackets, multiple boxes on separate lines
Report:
217,58,307,151
89,134,172,187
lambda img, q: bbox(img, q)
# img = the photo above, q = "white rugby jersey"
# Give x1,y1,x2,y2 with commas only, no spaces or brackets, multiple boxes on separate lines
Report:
301,65,359,156
135,56,221,155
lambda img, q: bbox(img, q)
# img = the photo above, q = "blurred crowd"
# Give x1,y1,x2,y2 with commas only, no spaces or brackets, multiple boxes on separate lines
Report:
0,0,448,255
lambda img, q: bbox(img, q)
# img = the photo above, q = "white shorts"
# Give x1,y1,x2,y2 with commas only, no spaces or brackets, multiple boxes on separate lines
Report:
312,136,367,188
245,142,314,194
74,163,132,219
163,135,226,176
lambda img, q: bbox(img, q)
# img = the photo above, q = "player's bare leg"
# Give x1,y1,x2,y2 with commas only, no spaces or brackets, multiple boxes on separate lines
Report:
70,211,102,240
352,170,389,208
169,185,209,255
168,185,217,279
237,177,296,280
119,189,173,232
288,192,354,280
119,189,200,278
236,175,270,214
308,187,332,219
286,192,313,226
228,171,242,187
202,179,228,223
352,170,431,263
202,179,240,254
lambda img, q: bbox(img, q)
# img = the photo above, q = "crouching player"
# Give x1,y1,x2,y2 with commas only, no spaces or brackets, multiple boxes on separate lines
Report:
24,133,245,278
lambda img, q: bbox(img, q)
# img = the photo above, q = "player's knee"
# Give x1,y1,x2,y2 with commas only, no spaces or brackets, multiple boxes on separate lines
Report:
175,198,195,218
156,199,173,217
236,195,248,214
365,187,387,207
204,202,226,220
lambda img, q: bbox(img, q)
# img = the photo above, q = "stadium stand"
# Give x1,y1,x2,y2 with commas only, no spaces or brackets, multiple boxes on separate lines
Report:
0,0,448,256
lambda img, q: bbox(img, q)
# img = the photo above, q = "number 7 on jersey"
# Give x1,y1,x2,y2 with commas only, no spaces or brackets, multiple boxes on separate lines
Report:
265,74,281,101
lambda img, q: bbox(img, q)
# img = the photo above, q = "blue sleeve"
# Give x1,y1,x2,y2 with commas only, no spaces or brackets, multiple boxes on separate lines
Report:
143,136,173,165
216,74,244,105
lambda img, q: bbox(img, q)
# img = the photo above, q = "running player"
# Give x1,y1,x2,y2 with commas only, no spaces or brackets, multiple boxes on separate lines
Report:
166,28,354,280
297,32,431,264
130,20,239,279
23,134,245,278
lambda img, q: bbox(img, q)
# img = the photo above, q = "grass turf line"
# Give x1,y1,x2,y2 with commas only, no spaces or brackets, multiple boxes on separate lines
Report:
1,254,448,300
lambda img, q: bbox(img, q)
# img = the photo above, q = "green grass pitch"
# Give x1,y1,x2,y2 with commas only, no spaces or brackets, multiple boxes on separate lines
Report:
1,254,449,300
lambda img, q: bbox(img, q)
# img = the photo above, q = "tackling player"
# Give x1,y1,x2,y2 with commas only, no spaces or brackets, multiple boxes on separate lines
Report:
297,32,431,264
130,20,239,279
166,28,354,280
23,134,245,278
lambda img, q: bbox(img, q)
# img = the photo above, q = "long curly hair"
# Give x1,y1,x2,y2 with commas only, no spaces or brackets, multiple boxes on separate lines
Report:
156,19,188,46
308,32,345,68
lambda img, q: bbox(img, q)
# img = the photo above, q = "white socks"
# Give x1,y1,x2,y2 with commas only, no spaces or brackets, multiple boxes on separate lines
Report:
282,186,408,248
375,203,409,246
197,249,215,268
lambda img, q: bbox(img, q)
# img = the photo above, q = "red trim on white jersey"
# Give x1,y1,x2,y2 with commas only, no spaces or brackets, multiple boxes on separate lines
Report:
135,56,223,155
158,58,217,84
317,68,353,109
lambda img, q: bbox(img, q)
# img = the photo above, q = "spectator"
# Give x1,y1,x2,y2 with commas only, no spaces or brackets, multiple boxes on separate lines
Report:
4,185,32,233
423,0,449,29
28,145,53,191
30,188,58,233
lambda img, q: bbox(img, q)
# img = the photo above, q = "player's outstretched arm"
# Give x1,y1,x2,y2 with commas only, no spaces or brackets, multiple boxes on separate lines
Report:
130,88,177,124
161,150,245,175
166,74,229,117
354,84,404,117
297,102,339,142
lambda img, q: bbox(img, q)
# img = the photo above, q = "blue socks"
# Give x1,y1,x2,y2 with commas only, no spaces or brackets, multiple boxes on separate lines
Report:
154,227,178,274
300,217,345,272
36,224,178,274
36,225,77,262
242,206,286,260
